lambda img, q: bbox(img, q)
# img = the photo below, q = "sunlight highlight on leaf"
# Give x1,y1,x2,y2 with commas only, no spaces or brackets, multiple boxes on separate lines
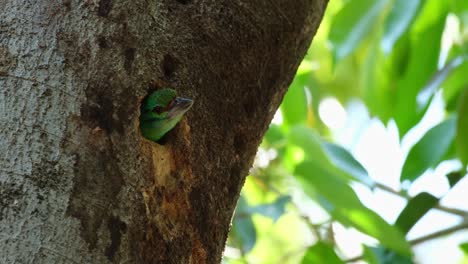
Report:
318,97,347,129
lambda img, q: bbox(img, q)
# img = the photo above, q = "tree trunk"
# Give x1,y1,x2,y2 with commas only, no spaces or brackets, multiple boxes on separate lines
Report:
0,0,327,263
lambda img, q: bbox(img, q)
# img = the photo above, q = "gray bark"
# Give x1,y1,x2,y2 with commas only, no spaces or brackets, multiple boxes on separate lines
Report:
0,0,327,263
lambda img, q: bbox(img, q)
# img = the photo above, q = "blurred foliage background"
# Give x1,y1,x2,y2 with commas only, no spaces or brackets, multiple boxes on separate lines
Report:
224,0,468,263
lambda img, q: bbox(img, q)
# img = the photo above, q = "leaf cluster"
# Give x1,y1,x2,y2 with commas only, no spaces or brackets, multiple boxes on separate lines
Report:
226,0,468,263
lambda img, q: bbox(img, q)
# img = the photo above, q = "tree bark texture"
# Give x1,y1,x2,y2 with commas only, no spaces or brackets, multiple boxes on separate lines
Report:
0,0,327,263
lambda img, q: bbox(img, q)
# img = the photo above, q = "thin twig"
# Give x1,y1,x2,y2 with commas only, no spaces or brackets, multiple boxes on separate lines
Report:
344,221,468,263
410,221,468,246
375,182,468,217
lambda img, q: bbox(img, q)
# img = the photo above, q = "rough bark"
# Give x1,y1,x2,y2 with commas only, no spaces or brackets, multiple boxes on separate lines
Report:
0,0,327,263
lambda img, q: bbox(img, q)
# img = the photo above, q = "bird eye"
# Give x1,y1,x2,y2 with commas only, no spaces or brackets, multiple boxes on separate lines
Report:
153,106,165,114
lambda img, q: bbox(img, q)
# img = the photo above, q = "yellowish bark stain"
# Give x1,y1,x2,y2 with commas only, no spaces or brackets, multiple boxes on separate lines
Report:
139,119,206,263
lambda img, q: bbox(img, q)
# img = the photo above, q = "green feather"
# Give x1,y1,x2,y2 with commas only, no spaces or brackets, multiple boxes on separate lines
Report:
141,88,177,113
139,88,193,142
140,114,184,142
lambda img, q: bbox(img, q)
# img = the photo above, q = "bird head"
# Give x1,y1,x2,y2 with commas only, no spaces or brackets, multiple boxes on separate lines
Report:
166,97,193,119
141,88,193,120
139,88,193,142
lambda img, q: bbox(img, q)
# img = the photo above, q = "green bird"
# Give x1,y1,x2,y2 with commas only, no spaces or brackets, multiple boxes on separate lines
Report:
139,88,193,142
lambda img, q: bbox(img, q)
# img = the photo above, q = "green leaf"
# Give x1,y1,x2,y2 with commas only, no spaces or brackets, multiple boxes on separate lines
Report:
288,126,357,183
322,142,374,186
381,0,422,54
232,196,257,253
417,57,467,110
460,242,468,254
248,196,290,223
457,88,468,167
401,117,457,182
264,124,285,147
295,161,410,255
395,192,439,235
281,75,308,126
450,0,468,16
443,59,468,112
301,242,344,264
329,0,387,61
412,0,449,31
362,31,396,123
393,0,448,136
363,246,414,264
288,125,331,165
446,171,464,188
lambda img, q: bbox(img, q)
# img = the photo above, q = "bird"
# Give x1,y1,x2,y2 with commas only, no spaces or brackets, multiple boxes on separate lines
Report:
139,88,193,142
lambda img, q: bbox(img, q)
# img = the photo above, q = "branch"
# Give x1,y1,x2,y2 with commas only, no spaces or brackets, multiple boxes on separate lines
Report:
374,182,468,217
410,221,468,246
344,221,468,263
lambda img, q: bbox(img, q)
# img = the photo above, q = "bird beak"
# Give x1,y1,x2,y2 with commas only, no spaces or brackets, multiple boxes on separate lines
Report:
168,97,193,118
